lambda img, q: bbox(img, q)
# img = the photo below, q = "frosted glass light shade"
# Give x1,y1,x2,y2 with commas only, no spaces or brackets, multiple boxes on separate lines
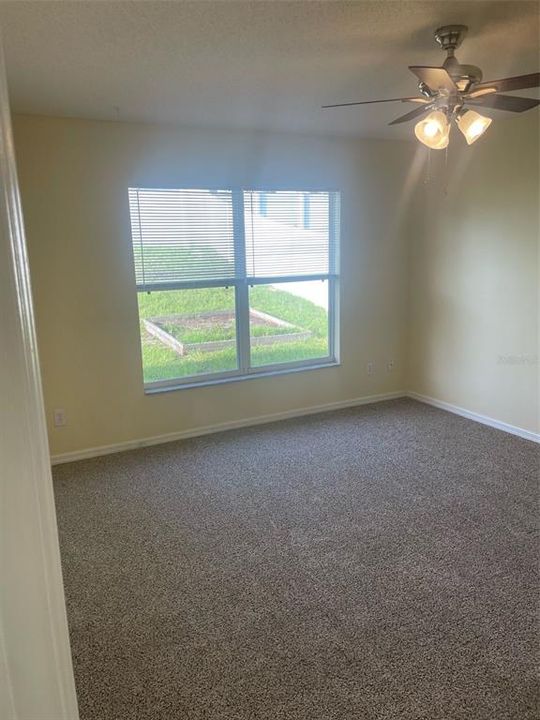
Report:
414,111,450,150
456,110,492,145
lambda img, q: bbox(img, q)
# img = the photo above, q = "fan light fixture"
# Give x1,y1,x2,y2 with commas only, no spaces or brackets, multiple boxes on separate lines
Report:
456,109,492,145
414,110,450,149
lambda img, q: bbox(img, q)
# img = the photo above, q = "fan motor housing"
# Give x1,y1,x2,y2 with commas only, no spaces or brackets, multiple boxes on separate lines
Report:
443,57,483,91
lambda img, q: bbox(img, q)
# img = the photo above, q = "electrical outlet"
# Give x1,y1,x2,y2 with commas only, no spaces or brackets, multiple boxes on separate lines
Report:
53,408,66,427
366,361,374,375
387,360,395,372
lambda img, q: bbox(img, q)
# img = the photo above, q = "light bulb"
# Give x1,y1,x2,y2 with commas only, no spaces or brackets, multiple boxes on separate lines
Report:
414,110,450,150
456,110,492,145
423,121,439,138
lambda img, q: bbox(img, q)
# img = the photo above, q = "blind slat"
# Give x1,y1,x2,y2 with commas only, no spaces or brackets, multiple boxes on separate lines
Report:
129,188,339,288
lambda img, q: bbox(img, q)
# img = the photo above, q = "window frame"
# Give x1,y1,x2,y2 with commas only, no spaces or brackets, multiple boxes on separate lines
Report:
132,187,340,393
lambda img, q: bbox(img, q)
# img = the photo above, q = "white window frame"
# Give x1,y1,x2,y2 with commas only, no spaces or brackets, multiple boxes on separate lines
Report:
132,188,340,393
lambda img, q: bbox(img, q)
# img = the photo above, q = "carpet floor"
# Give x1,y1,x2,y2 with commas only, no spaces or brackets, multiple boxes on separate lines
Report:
53,399,539,720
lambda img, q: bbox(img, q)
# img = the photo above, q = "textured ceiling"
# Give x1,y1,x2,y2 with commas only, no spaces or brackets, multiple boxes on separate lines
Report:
0,1,538,138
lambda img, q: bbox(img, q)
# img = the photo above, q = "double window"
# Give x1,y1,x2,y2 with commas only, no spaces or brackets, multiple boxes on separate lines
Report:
129,187,340,390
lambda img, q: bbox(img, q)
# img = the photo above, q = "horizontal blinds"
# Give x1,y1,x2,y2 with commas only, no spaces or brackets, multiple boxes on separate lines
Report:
244,191,337,278
129,188,235,287
129,188,338,289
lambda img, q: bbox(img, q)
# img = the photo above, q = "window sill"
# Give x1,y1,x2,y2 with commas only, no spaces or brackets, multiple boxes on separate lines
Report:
143,359,340,394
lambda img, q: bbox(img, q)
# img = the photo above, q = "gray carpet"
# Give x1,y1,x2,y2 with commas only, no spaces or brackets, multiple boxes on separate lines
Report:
53,399,539,720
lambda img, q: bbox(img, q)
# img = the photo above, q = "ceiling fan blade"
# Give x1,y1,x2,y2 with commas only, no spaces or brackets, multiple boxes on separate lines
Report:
322,96,427,109
409,66,457,93
467,94,540,112
388,104,433,126
472,72,540,94
467,87,497,99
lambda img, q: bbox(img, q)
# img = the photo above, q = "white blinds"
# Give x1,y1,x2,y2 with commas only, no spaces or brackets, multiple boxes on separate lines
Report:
244,191,337,278
129,188,339,289
129,188,235,287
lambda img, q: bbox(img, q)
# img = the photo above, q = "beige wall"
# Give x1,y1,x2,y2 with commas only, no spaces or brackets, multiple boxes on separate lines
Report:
14,114,413,457
408,112,539,434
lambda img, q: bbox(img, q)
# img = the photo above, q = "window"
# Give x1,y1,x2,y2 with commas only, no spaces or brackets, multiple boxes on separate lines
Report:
129,187,340,390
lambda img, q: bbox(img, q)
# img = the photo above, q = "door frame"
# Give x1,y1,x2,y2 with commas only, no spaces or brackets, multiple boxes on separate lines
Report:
0,41,79,720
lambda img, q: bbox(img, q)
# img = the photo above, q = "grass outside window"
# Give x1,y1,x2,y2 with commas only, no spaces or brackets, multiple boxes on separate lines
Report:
138,283,331,385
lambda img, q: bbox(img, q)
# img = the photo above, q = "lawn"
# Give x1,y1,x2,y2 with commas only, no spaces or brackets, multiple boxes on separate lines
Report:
137,284,329,382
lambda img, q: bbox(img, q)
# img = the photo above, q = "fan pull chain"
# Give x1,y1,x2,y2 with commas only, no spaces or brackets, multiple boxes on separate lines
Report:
443,144,449,196
424,148,431,184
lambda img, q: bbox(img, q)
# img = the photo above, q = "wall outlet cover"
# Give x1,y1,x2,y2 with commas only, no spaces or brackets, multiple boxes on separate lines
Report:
53,409,66,427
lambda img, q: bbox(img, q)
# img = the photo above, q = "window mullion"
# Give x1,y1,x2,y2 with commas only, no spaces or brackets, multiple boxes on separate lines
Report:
232,190,250,373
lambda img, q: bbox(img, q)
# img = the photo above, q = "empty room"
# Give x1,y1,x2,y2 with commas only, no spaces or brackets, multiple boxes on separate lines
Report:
1,1,538,719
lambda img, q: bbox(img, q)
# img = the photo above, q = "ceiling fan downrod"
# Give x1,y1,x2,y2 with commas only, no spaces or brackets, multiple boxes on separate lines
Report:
434,25,482,91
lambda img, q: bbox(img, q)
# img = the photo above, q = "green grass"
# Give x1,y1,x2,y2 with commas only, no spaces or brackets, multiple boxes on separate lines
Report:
137,285,329,383
250,285,327,337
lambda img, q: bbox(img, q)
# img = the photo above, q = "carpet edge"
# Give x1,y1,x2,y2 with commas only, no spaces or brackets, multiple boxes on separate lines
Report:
408,391,540,444
51,391,406,465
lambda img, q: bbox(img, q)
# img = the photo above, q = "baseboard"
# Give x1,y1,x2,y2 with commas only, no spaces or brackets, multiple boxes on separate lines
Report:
407,391,540,444
51,390,406,465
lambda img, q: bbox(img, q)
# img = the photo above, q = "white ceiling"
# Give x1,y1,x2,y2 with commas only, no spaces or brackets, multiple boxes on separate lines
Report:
0,1,538,139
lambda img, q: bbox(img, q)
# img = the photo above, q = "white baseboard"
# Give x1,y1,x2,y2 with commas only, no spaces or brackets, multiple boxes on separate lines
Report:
407,391,540,444
51,390,405,465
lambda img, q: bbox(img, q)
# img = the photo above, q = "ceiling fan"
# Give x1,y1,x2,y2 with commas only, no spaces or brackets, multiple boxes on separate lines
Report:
323,25,540,149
